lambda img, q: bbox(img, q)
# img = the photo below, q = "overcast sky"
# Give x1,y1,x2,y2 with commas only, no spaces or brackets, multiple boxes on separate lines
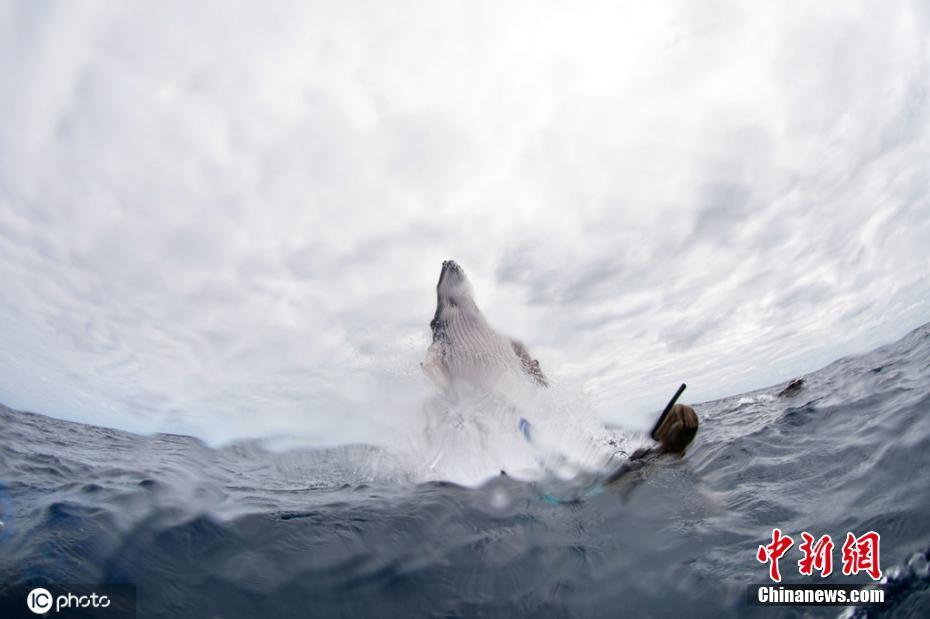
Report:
1,1,928,445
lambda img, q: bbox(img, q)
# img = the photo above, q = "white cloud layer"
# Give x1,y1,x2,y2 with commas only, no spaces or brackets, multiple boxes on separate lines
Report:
1,0,928,443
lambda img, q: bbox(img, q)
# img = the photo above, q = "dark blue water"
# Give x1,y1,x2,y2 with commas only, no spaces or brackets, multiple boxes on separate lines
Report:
2,323,929,618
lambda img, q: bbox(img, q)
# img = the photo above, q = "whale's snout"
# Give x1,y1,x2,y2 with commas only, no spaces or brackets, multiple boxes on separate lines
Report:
438,259,466,287
441,259,462,275
435,259,475,311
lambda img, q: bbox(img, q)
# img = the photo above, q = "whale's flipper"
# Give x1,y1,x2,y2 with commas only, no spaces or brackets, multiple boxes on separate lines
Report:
510,340,548,387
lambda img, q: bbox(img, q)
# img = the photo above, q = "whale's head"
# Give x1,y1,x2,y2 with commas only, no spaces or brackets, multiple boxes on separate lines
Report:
435,259,477,310
430,260,482,340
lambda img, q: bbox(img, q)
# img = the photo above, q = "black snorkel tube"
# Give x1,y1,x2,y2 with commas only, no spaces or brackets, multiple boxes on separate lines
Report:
650,383,687,441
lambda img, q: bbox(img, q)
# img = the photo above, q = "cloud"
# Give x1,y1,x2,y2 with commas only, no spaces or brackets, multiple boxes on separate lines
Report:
0,0,928,442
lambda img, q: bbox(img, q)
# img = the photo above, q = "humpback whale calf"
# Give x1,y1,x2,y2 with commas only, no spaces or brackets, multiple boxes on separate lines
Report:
420,259,698,478
422,259,547,396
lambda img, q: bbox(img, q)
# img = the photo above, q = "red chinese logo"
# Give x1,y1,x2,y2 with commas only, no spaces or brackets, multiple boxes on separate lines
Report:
756,528,794,582
757,529,881,582
797,532,834,577
841,531,882,581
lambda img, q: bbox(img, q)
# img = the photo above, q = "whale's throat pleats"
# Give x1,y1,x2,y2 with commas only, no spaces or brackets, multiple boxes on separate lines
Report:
443,306,517,381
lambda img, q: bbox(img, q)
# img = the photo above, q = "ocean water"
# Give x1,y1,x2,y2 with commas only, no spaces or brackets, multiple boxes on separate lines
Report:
1,323,929,618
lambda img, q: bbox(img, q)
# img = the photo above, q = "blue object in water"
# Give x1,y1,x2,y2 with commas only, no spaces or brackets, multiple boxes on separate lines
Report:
518,417,532,442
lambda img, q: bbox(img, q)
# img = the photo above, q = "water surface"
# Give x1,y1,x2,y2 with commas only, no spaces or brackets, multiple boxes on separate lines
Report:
2,324,929,617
